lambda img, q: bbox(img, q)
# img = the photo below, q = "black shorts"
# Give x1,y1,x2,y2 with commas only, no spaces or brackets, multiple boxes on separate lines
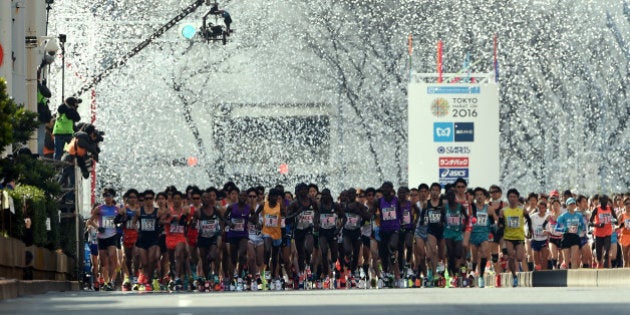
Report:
97,234,120,250
197,235,220,248
319,229,338,243
361,235,371,247
505,239,524,248
549,237,562,248
228,236,248,246
562,233,581,249
343,228,361,242
493,230,504,244
135,235,159,250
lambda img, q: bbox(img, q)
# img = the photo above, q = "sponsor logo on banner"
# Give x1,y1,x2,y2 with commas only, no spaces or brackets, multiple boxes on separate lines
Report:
430,98,450,117
437,146,471,154
439,168,469,178
427,86,481,94
439,157,469,167
454,122,474,142
433,122,454,142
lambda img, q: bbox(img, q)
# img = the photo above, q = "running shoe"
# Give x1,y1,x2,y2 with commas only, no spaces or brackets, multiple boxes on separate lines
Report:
478,277,485,288
512,276,518,287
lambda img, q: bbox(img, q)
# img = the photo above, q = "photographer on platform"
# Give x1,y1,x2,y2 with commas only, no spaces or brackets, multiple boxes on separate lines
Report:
52,97,81,160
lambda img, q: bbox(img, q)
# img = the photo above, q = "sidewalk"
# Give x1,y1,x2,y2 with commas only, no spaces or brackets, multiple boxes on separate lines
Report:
0,279,79,300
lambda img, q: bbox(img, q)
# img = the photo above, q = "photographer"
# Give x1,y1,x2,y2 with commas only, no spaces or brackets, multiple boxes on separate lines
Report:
52,97,81,160
58,123,103,190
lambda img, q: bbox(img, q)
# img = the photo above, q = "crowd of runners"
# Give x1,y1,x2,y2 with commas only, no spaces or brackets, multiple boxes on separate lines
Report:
84,179,630,292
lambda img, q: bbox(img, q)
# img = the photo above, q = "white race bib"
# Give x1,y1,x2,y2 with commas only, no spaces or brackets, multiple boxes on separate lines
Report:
140,218,155,231
382,208,397,221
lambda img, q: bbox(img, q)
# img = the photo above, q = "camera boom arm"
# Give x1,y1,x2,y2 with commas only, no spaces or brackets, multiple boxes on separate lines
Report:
71,0,205,98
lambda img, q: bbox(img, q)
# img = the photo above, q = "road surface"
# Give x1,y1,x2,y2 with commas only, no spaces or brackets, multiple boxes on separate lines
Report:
1,287,628,315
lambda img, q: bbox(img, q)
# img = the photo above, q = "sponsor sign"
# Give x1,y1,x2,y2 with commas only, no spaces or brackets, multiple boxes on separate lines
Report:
408,81,499,188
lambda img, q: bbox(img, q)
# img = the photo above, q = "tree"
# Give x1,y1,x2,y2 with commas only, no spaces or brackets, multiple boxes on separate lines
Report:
0,78,39,150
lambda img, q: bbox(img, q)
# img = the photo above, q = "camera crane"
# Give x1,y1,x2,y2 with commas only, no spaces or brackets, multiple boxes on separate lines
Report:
72,0,208,98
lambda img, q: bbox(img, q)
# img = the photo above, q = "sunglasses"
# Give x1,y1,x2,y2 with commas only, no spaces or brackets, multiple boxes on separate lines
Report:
490,190,499,194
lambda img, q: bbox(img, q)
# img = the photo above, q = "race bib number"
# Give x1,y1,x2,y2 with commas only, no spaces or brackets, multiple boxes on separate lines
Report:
382,207,397,221
428,211,441,224
402,210,412,225
170,222,184,234
476,213,488,226
232,218,245,232
320,214,336,229
101,216,115,229
599,213,612,224
300,211,315,225
507,216,520,228
140,218,155,231
534,226,545,238
568,224,578,234
345,213,360,229
200,220,219,238
264,215,279,228
625,219,630,230
447,214,460,226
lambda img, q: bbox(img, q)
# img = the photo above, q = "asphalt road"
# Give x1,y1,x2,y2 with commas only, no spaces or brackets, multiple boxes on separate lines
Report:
1,287,628,315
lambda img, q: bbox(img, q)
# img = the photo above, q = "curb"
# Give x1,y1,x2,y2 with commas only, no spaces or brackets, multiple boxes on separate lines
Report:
0,279,79,300
495,268,630,288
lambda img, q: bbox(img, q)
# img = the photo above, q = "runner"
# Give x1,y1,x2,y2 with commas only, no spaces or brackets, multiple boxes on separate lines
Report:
576,195,594,268
618,197,630,267
590,195,617,268
412,184,429,279
155,192,170,286
287,183,319,276
133,190,160,290
85,209,100,290
547,198,563,269
318,189,342,279
120,189,140,290
470,187,496,287
397,186,419,277
196,188,223,281
524,193,539,271
424,183,446,284
161,190,190,289
499,188,532,287
557,197,586,269
363,187,380,280
225,189,251,279
342,188,370,278
453,179,473,248
260,188,285,280
247,188,265,279
488,184,506,274
443,189,467,286
372,182,401,280
89,188,121,291
530,200,551,270
187,188,203,279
